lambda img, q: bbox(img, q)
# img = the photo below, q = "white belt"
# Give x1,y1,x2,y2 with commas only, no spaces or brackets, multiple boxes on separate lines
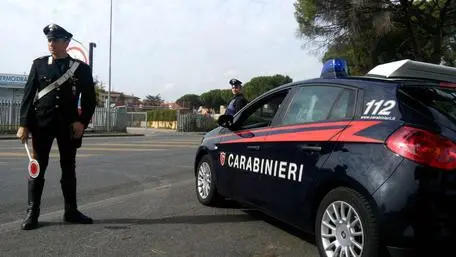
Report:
37,60,80,100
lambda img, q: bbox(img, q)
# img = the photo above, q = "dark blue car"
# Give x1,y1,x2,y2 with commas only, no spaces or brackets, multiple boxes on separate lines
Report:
193,59,456,257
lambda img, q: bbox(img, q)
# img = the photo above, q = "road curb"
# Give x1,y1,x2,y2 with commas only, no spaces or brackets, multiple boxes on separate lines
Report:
126,127,207,136
0,132,207,140
0,128,208,140
148,132,207,136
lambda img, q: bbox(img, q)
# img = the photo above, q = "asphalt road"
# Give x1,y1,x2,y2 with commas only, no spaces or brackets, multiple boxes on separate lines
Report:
0,134,319,257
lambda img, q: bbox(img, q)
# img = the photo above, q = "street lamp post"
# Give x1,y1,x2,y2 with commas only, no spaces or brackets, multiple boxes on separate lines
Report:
89,42,96,72
106,0,113,132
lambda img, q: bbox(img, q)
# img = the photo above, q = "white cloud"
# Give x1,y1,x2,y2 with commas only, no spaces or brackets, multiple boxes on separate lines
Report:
164,83,175,91
0,0,324,102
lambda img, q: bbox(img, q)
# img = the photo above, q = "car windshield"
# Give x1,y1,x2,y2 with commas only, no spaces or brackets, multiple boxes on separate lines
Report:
400,86,456,121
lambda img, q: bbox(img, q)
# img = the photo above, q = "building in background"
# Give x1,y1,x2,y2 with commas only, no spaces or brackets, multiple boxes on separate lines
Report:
97,90,141,107
0,73,142,108
160,102,182,110
0,73,27,102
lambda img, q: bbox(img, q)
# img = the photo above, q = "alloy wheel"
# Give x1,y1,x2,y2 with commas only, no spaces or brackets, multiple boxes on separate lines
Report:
197,162,212,199
320,200,364,257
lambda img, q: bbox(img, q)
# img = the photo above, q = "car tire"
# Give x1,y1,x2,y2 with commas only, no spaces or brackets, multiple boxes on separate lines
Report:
315,187,380,257
195,154,223,206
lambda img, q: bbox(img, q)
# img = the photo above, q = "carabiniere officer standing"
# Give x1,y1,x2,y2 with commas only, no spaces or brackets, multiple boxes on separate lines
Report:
225,78,248,116
16,24,97,230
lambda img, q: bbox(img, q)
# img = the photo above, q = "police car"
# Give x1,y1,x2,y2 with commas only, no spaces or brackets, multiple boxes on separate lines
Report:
193,59,456,257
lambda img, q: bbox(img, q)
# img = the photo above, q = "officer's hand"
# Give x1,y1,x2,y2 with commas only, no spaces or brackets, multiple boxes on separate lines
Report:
17,126,29,144
72,122,84,139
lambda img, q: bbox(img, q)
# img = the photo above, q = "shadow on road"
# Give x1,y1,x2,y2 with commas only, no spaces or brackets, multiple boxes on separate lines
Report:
95,213,259,225
242,210,316,245
37,213,260,229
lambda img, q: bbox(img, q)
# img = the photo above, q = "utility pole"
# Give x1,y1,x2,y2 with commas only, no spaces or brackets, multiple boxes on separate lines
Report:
107,0,113,132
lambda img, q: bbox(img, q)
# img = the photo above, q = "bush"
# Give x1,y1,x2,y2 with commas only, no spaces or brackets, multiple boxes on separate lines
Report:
147,109,177,121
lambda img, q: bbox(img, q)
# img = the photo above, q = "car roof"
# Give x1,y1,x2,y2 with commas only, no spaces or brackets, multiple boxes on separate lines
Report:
269,76,399,93
262,59,456,98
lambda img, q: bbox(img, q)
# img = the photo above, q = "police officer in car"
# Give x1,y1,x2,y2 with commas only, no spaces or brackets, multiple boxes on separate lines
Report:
16,23,97,230
225,78,248,116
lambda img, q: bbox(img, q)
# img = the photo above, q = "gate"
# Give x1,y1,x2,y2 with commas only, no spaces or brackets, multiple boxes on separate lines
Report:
126,112,148,128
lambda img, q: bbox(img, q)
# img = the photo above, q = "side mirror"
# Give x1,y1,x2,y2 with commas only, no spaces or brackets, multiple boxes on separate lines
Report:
218,114,234,128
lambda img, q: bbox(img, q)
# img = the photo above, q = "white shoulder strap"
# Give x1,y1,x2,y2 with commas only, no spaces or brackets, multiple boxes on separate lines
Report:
37,60,80,100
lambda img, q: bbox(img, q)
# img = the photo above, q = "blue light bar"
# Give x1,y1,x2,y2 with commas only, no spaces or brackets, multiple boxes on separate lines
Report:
320,58,349,79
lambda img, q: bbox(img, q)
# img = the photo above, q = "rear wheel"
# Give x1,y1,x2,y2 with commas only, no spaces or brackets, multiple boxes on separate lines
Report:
195,154,223,206
315,187,380,257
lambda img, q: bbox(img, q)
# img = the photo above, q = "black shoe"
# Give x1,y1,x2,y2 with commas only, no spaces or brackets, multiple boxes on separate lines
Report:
21,209,39,230
21,179,45,230
64,208,93,224
61,178,93,224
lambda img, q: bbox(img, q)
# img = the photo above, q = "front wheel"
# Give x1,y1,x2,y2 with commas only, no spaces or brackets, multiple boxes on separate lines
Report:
315,187,380,257
195,155,223,206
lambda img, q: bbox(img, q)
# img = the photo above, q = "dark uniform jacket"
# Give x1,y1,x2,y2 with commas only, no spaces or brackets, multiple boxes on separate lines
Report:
225,94,248,116
19,55,97,131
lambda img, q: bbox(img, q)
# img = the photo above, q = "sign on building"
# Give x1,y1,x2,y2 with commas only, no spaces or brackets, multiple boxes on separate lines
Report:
0,74,28,87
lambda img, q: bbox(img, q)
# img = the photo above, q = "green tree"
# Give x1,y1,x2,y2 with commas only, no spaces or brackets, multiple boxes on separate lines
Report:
143,94,164,106
93,78,106,106
243,74,293,100
176,94,202,109
200,89,225,113
220,89,232,104
191,74,292,113
294,0,456,69
117,93,125,106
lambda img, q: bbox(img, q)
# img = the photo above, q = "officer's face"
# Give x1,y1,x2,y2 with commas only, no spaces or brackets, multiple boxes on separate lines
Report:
48,38,69,56
232,85,241,95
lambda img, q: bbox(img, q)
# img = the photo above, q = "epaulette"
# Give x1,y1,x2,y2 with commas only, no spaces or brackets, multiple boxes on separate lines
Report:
33,55,51,64
77,60,90,69
68,57,87,67
35,55,50,61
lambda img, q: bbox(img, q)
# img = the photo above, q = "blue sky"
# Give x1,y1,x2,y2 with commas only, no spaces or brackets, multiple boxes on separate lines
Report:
0,0,324,102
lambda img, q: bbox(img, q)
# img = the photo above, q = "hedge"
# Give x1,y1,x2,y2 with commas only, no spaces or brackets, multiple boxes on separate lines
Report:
147,109,177,121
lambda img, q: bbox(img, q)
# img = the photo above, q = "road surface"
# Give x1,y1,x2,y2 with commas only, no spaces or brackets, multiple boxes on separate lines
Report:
0,134,319,257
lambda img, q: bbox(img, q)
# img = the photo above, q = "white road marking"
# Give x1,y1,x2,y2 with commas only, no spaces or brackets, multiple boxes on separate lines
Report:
149,248,167,254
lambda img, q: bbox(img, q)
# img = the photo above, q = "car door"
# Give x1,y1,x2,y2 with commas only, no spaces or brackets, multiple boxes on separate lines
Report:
257,84,358,227
215,88,293,205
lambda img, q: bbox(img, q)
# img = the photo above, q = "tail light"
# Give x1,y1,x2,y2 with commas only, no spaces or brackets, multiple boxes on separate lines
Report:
386,126,456,170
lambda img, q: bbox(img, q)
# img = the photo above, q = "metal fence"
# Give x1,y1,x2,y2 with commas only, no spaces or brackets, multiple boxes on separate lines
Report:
0,98,128,134
176,111,218,132
90,107,128,132
0,98,219,133
0,99,21,134
126,112,147,128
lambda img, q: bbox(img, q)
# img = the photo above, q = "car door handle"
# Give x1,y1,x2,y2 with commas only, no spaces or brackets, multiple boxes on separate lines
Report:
247,145,261,151
300,145,322,152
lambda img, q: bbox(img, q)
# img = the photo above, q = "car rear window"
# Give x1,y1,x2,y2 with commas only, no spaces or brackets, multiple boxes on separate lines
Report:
399,86,456,121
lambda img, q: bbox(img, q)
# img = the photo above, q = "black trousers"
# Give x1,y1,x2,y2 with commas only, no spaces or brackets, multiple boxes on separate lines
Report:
31,125,77,181
28,124,81,212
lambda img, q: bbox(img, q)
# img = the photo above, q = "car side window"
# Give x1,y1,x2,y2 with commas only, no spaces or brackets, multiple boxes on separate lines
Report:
234,90,289,130
280,85,356,125
328,89,356,120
